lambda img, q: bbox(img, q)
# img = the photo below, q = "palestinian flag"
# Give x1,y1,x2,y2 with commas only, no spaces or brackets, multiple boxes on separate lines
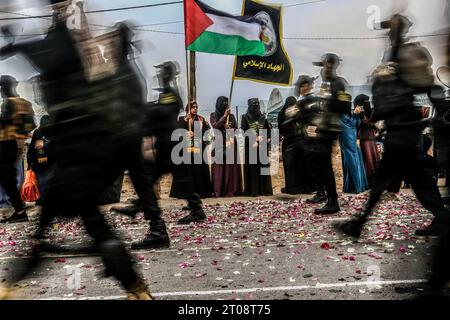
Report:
184,0,265,56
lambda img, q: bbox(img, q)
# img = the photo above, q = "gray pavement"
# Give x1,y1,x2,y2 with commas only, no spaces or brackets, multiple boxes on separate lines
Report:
0,191,441,300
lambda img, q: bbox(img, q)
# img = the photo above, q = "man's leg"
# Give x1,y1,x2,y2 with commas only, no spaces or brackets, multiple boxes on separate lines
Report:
336,151,402,237
178,191,206,224
303,144,327,203
170,162,206,224
409,161,450,236
314,141,340,214
130,165,171,250
81,206,152,299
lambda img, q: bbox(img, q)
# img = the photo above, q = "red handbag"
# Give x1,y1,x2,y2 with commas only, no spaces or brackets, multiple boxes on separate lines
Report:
20,169,40,202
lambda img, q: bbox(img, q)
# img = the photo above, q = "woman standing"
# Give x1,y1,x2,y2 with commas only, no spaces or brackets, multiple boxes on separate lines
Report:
210,96,242,197
241,98,273,197
356,94,380,188
170,101,213,199
339,96,368,194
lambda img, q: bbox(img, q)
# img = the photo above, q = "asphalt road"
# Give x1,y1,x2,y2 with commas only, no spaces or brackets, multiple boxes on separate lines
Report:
0,192,441,300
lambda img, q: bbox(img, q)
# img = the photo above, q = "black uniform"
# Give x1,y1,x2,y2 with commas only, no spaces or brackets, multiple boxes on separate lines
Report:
143,88,203,218
311,76,350,214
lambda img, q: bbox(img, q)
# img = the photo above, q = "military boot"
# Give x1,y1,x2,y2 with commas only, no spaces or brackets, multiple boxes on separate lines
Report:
110,204,143,218
131,218,170,250
178,207,206,224
314,197,340,214
126,280,154,300
306,191,327,204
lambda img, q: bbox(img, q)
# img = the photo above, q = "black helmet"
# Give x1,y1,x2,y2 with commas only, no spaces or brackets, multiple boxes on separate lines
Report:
154,61,179,81
0,75,18,89
312,53,341,67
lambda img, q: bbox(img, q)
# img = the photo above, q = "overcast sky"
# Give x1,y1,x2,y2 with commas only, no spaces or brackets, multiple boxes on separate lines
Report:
0,0,449,115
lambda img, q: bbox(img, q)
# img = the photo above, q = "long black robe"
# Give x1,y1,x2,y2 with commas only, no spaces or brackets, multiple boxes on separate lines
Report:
170,114,213,198
241,107,273,197
278,96,315,194
210,96,242,197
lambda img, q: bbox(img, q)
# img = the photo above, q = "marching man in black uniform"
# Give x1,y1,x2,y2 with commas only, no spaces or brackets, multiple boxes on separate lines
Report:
130,61,206,251
336,14,450,238
308,53,352,214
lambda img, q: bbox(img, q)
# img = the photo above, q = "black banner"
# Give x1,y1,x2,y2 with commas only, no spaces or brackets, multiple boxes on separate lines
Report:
233,0,292,86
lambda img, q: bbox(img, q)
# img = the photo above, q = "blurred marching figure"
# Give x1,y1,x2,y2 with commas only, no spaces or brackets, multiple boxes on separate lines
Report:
356,94,381,188
210,97,242,197
26,115,52,205
170,101,213,199
0,75,35,222
308,53,351,214
278,92,315,195
130,61,207,250
112,62,207,251
0,0,152,299
335,14,450,238
425,9,450,297
241,98,273,197
339,95,368,194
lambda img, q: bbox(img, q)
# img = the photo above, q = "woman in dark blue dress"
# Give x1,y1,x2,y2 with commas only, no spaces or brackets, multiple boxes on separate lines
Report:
339,97,368,194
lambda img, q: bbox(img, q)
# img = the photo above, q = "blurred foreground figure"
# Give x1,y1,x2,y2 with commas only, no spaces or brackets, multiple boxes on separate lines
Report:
426,21,450,298
0,0,151,299
336,14,450,238
130,61,206,251
0,75,35,222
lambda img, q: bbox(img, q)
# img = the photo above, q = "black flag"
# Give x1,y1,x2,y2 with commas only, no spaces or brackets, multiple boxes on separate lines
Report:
233,0,292,86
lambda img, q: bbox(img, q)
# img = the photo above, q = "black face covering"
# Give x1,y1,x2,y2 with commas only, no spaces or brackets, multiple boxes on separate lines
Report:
354,94,372,118
215,96,229,118
283,96,297,111
247,98,262,120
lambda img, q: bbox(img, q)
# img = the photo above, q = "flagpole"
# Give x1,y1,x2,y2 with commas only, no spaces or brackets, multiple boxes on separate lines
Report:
183,0,193,103
228,71,235,125
185,50,190,103
189,51,197,102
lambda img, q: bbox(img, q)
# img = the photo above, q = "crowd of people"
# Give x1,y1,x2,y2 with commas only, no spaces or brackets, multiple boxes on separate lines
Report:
0,0,450,300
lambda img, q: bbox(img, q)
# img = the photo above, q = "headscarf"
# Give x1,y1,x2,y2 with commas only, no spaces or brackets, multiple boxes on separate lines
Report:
185,101,198,115
283,96,297,111
0,75,19,98
247,98,262,120
278,96,297,129
354,94,372,118
214,96,229,119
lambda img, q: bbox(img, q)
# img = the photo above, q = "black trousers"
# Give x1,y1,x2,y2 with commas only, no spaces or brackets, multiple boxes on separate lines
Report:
0,140,24,211
361,145,448,220
303,139,338,200
128,148,202,222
